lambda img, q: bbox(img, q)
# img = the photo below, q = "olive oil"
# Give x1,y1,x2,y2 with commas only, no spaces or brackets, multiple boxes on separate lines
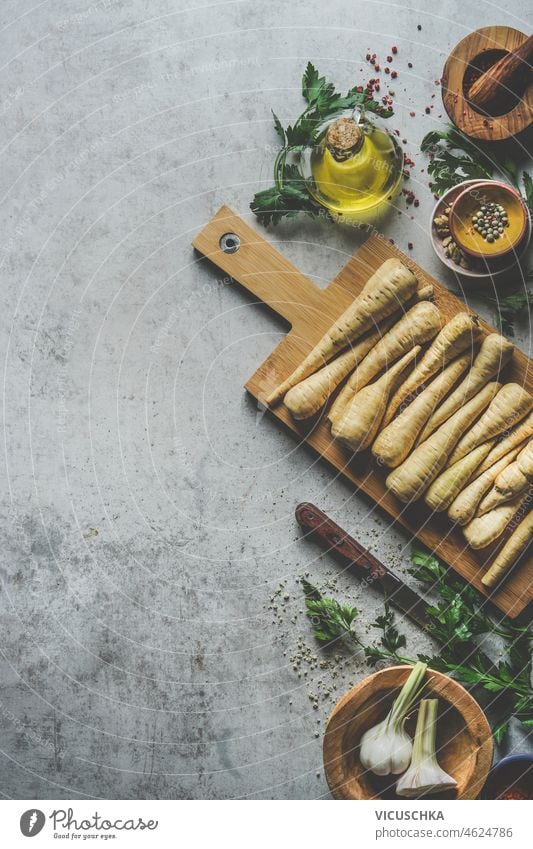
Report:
299,111,403,222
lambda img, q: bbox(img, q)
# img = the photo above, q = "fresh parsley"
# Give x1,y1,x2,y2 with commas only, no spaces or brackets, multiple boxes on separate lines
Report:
488,278,533,336
420,126,496,195
301,546,533,740
420,125,530,207
301,577,359,644
421,126,533,334
251,63,393,226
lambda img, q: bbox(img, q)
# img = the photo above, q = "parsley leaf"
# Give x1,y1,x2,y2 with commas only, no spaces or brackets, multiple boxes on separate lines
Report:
271,110,286,144
301,578,359,644
488,287,533,336
300,545,533,742
251,63,394,226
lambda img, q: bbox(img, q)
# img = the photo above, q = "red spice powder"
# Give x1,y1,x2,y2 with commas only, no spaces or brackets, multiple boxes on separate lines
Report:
501,785,530,800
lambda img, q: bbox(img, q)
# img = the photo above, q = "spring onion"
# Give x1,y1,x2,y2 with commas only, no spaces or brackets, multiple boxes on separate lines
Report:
396,698,458,797
359,662,427,776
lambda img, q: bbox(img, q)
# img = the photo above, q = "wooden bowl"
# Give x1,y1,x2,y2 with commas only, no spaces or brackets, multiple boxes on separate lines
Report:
442,26,533,141
323,666,493,800
449,181,528,259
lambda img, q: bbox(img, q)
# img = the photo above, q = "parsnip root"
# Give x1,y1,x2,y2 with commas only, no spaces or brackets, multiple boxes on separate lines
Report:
481,508,533,588
266,259,418,405
476,410,533,476
420,333,514,441
331,347,420,453
386,381,501,503
447,445,525,526
463,491,529,549
328,300,441,424
372,352,471,468
383,312,480,427
476,441,533,515
424,440,496,512
283,317,395,420
448,383,533,465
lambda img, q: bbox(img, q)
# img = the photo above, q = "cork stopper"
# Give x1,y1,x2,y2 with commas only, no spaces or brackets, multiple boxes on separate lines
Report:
326,117,364,160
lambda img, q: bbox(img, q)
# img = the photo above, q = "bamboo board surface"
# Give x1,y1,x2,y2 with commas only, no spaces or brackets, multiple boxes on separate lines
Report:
193,206,533,618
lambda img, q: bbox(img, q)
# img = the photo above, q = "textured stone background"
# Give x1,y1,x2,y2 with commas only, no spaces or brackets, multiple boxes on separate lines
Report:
0,0,531,799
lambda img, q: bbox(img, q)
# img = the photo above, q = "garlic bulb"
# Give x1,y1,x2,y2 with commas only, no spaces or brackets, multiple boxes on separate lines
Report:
359,662,427,776
396,698,458,797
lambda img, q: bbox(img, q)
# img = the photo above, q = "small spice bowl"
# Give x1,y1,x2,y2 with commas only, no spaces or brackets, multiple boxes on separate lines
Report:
482,754,533,800
430,180,531,281
449,181,528,260
323,666,493,800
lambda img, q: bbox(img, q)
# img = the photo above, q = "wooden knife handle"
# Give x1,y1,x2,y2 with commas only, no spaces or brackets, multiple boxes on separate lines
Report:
469,35,533,110
295,502,387,580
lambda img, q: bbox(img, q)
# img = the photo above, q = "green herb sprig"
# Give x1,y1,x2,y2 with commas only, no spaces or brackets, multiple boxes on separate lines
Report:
488,275,533,337
421,126,533,334
301,547,533,742
301,577,359,643
420,126,531,210
251,63,393,226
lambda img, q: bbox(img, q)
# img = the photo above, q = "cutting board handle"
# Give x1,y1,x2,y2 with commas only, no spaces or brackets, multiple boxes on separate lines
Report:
192,206,327,330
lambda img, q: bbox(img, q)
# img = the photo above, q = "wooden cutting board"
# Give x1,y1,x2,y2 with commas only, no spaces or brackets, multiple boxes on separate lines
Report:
193,205,533,618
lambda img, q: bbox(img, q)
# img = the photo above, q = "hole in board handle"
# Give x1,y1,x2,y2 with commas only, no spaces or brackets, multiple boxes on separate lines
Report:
220,233,241,254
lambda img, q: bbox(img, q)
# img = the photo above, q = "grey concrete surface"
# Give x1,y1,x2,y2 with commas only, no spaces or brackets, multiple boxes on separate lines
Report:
0,0,531,800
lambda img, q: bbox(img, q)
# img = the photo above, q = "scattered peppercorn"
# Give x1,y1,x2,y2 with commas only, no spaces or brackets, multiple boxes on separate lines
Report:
391,70,397,79
408,242,413,250
417,24,422,30
392,46,398,54
425,107,431,114
408,61,413,68
387,55,393,63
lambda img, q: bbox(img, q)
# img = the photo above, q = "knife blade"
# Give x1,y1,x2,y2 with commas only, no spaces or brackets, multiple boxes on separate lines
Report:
295,501,433,632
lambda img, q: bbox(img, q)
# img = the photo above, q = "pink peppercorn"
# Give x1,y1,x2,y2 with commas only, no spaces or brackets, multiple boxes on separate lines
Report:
392,46,398,54
391,70,397,79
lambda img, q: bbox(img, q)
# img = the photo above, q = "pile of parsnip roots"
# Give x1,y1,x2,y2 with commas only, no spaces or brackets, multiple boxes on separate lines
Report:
266,258,533,589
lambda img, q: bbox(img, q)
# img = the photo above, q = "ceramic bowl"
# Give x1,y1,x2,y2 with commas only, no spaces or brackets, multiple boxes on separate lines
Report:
449,181,528,260
430,180,531,281
482,753,533,800
323,665,493,800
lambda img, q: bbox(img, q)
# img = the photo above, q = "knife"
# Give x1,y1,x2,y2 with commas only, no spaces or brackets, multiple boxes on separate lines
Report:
295,502,433,632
